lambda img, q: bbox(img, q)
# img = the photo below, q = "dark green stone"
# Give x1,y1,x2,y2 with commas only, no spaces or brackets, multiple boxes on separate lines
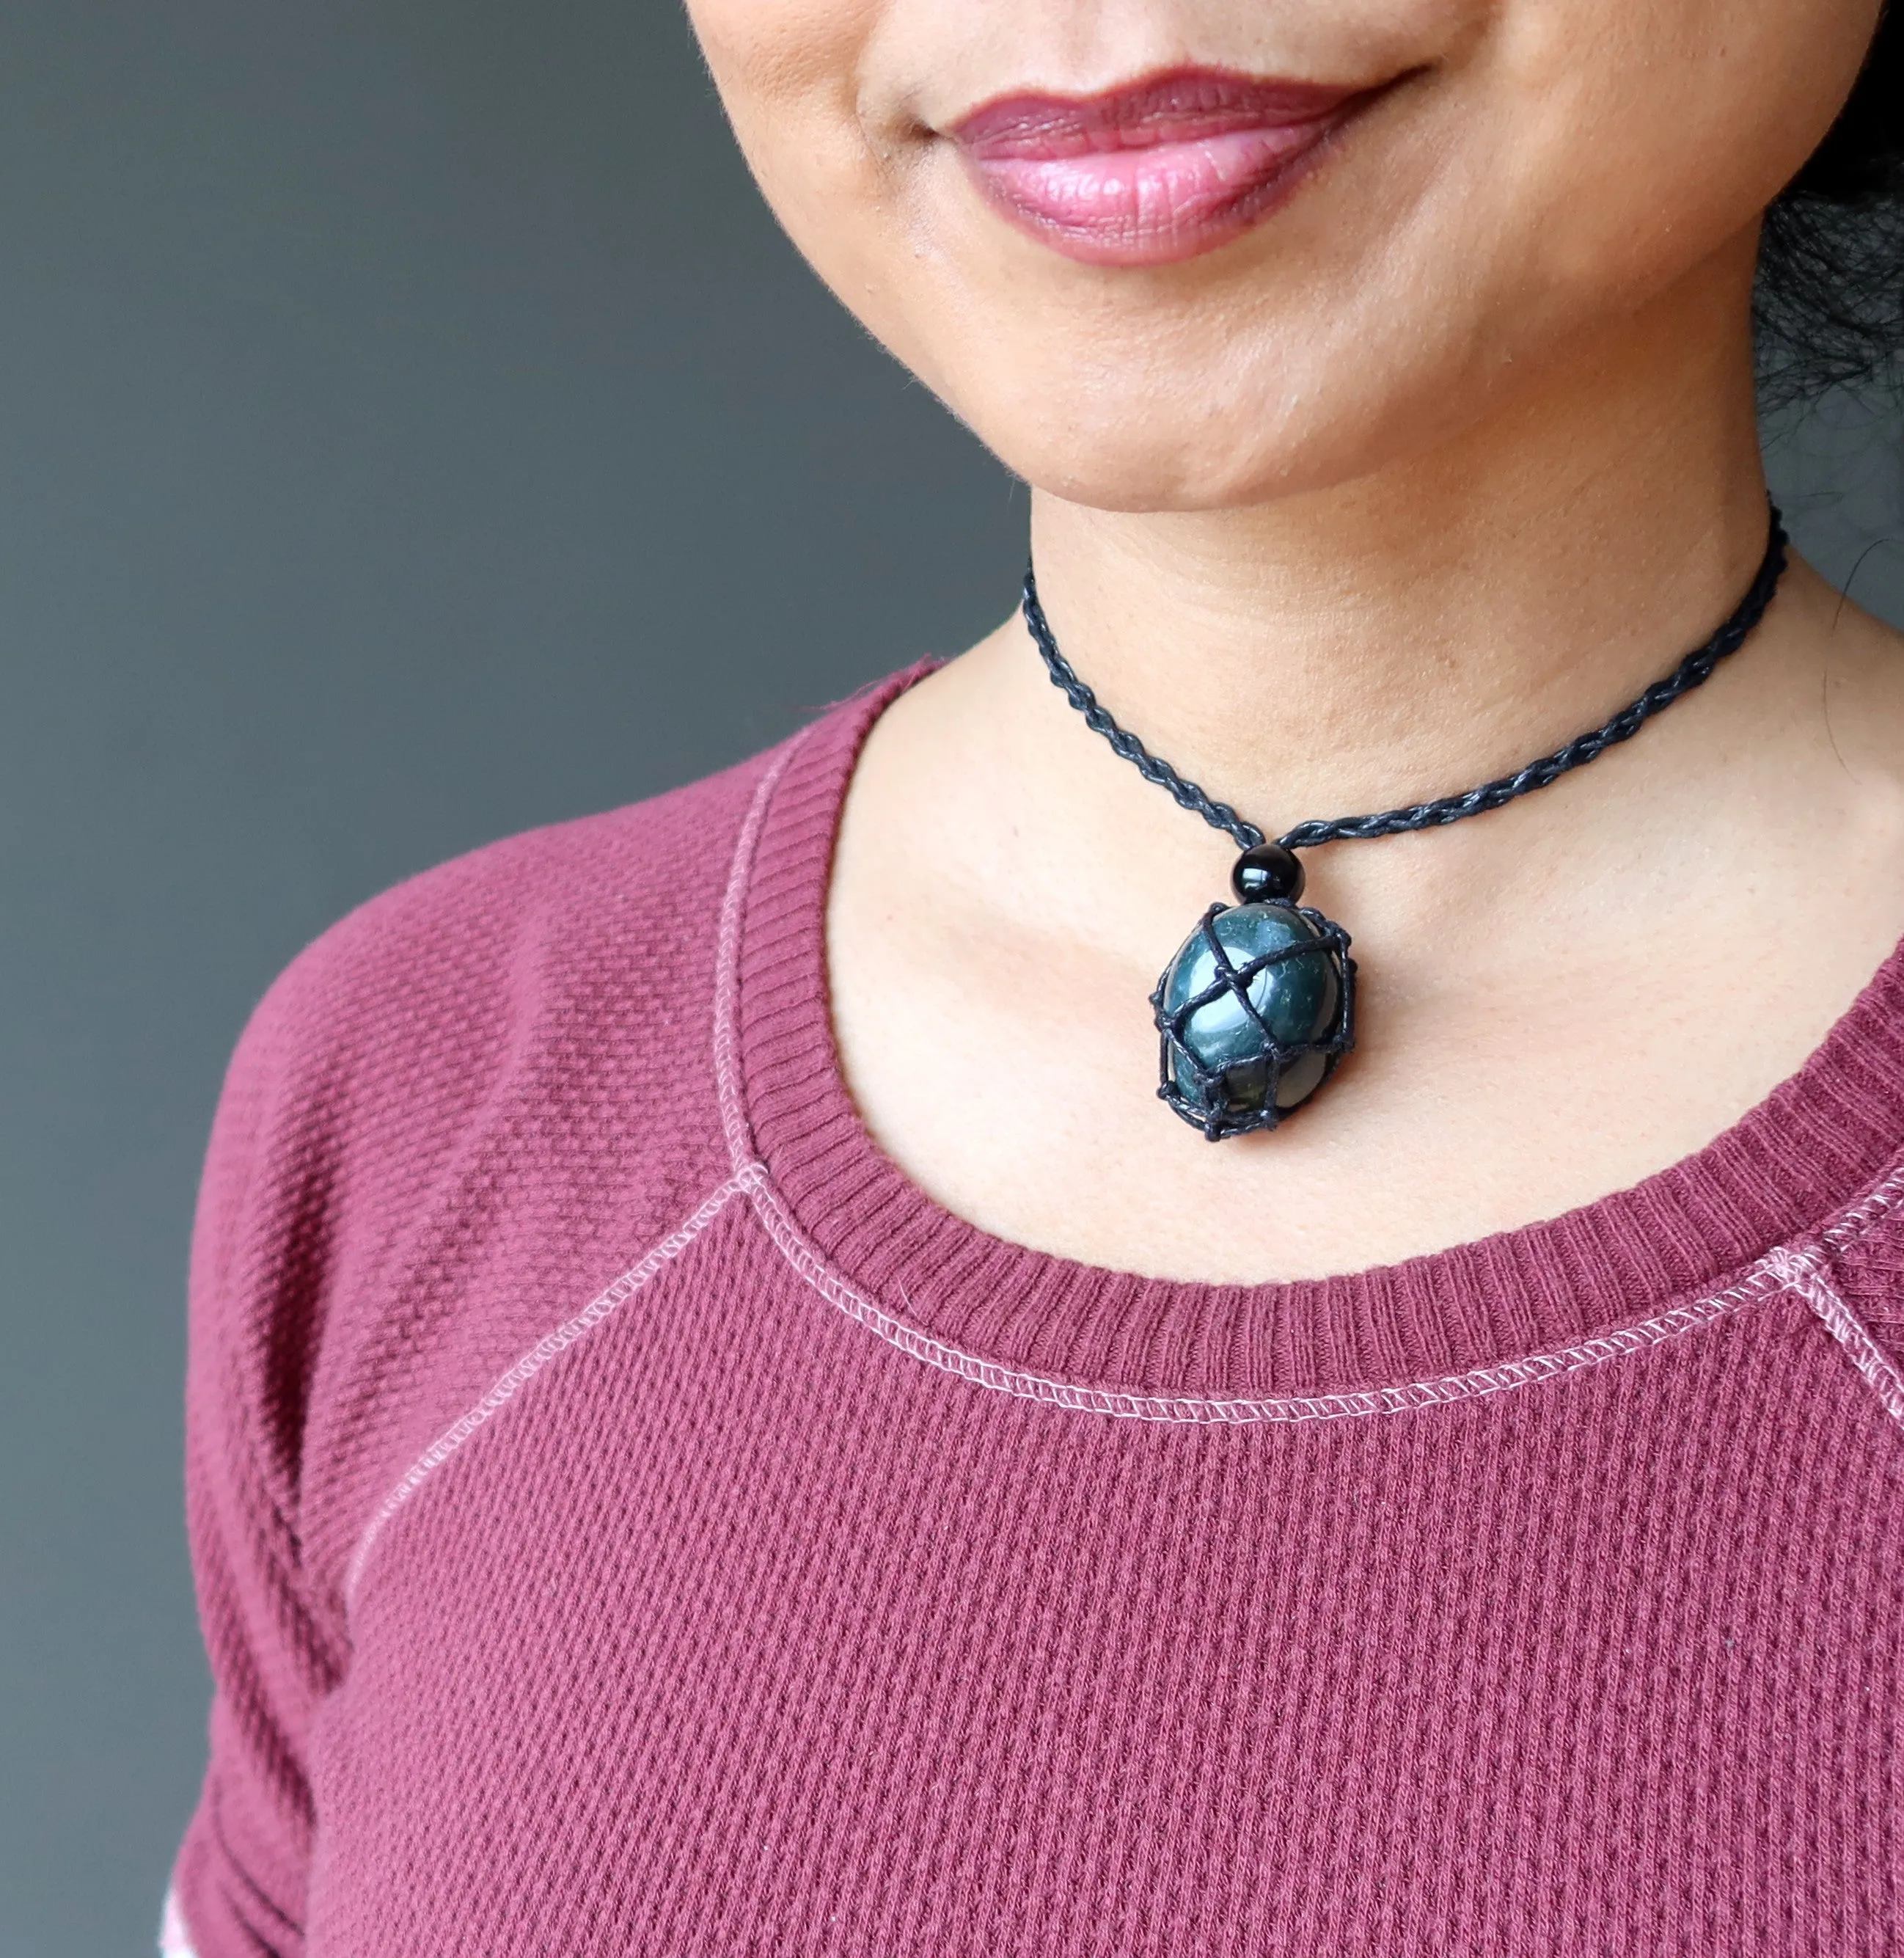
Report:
1158,902,1340,1116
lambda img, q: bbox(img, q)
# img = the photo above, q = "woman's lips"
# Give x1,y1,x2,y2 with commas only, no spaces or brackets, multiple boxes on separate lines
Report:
950,67,1380,267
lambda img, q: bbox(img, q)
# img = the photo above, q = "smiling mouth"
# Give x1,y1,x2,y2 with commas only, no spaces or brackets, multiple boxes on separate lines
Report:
949,65,1394,267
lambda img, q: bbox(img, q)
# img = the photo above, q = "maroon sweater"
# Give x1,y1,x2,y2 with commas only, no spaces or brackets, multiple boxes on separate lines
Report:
169,671,1904,1957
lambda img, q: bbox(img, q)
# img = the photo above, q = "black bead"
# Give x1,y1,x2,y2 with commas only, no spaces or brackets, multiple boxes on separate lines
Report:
1231,841,1305,905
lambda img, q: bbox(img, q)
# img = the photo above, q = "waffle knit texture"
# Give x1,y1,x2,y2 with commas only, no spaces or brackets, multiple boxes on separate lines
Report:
170,670,1904,1957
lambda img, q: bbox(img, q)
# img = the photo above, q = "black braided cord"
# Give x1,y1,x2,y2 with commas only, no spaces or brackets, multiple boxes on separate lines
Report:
1022,505,1789,857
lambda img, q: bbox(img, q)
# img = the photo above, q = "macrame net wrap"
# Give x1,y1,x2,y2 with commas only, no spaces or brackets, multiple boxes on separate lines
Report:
1152,903,1356,1141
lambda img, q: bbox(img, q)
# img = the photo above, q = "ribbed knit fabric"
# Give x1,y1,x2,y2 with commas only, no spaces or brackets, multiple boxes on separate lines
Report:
170,669,1904,1957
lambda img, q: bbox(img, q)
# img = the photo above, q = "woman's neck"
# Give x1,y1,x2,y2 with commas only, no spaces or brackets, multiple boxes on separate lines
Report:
1018,245,1771,838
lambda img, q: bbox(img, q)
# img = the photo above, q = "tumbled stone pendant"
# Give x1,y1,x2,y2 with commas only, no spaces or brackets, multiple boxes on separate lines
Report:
1151,841,1356,1141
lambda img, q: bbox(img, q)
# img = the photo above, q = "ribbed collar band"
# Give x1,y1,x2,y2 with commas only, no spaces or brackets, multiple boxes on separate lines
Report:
733,669,1904,1400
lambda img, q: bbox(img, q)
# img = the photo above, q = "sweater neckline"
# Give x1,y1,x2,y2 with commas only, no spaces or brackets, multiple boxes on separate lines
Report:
731,667,1904,1400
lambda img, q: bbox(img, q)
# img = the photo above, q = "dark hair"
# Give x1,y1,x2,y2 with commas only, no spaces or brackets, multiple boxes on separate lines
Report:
1757,6,1904,405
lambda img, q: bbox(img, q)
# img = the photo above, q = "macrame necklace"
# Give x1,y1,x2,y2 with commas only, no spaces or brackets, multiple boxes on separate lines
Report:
1020,506,1790,1140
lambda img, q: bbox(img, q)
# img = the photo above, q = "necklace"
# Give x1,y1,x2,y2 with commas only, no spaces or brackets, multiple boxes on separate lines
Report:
1020,506,1790,1140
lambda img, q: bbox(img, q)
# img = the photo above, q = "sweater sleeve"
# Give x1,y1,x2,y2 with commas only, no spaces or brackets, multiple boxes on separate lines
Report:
168,968,354,1958
158,777,744,1954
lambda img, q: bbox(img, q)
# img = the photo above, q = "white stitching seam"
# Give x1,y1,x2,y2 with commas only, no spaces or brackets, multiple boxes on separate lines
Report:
1823,1161,1904,1253
343,1164,762,1601
1768,1244,1904,1432
714,738,799,1161
744,1171,1788,1422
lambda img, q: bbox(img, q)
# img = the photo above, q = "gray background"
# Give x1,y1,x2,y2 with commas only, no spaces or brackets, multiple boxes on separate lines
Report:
0,5,1896,1954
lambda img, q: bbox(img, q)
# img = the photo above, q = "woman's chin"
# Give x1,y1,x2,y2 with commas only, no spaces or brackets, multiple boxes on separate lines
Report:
959,383,1402,516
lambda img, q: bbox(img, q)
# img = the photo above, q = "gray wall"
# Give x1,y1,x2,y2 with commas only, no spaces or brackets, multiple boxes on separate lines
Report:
0,6,1895,1954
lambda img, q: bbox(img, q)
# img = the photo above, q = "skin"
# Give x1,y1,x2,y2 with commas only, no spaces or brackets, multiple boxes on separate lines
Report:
686,0,1904,1284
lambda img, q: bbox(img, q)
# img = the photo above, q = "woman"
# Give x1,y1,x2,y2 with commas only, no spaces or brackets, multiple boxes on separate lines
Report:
169,0,1903,1951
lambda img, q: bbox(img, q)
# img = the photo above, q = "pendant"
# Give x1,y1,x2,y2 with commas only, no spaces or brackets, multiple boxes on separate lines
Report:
1151,842,1356,1140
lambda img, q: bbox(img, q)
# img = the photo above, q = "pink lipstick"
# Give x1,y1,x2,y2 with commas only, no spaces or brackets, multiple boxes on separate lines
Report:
951,67,1379,267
